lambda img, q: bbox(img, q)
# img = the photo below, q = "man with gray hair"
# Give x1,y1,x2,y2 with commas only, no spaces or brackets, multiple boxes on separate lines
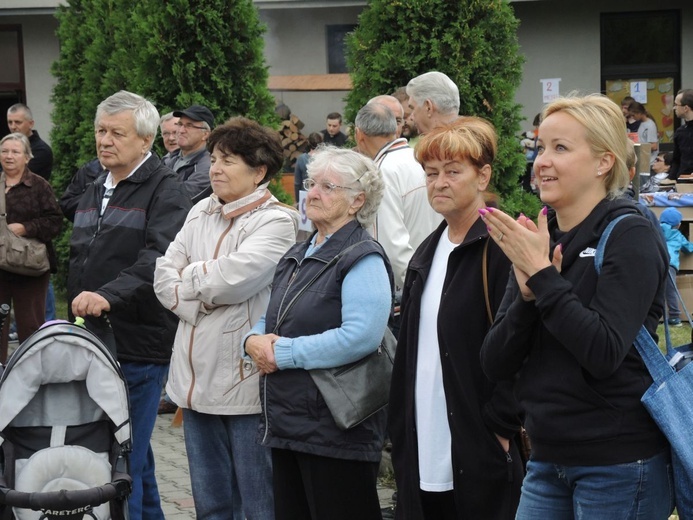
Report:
355,102,442,287
159,111,179,165
168,104,214,203
369,94,405,139
68,90,192,520
406,71,460,135
7,103,53,181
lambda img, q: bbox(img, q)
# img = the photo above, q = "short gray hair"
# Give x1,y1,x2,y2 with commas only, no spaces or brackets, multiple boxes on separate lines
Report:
159,112,176,126
407,71,460,116
7,103,33,121
307,145,384,228
95,91,160,148
355,103,397,137
0,132,33,160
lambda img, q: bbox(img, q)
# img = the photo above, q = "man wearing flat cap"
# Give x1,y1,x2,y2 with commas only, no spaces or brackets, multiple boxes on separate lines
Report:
168,104,215,203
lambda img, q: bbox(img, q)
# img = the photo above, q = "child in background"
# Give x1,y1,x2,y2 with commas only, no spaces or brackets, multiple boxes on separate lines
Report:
660,207,693,326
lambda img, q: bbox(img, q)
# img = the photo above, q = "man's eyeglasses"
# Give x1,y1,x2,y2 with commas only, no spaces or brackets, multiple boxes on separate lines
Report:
162,131,176,138
303,178,358,194
175,122,207,131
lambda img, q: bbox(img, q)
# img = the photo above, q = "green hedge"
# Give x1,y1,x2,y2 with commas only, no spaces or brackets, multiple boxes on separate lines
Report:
49,0,279,291
345,0,540,217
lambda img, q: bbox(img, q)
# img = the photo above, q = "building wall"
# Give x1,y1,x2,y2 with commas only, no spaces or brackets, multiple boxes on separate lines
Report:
0,14,59,144
512,0,692,129
3,1,693,144
259,6,361,136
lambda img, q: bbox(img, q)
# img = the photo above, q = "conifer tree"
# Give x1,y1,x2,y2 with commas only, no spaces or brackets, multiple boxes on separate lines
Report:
345,0,538,215
49,0,283,289
129,0,276,126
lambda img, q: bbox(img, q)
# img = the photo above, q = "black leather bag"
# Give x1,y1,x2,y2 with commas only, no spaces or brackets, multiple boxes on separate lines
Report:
310,326,395,430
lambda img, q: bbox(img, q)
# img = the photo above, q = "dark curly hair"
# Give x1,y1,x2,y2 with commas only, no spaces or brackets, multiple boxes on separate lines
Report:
207,117,284,183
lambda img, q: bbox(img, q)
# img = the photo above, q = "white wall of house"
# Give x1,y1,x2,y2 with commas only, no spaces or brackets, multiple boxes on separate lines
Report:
0,14,59,144
513,0,693,130
3,1,693,146
259,5,360,136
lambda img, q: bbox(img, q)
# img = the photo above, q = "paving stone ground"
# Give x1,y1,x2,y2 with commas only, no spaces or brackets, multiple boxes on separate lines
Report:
152,413,396,518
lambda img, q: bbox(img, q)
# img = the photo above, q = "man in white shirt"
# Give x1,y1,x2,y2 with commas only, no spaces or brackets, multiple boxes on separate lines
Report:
354,100,442,288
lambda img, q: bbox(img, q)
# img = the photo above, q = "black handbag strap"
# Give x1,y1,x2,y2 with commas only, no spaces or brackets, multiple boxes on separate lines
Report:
0,173,8,216
273,240,373,333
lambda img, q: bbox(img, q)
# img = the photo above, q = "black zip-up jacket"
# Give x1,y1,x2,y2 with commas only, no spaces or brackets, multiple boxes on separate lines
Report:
481,198,669,466
389,217,524,520
67,154,192,364
669,121,693,180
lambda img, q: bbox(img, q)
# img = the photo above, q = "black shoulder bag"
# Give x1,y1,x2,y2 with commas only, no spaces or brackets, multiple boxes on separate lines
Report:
273,240,396,430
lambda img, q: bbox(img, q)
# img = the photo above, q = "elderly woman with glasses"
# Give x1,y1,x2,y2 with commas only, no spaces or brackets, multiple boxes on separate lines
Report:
244,145,393,520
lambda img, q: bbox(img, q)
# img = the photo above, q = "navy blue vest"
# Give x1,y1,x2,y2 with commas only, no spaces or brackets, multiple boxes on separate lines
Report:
260,220,392,462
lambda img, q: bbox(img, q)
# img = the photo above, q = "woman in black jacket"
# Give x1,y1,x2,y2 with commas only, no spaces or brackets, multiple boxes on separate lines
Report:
389,117,524,520
480,94,674,519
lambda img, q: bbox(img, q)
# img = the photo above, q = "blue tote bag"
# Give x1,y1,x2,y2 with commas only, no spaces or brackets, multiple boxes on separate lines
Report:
596,214,693,517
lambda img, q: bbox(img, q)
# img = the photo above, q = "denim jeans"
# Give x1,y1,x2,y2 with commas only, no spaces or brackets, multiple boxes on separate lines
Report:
516,451,675,519
182,410,274,520
120,361,168,520
45,279,56,321
666,266,681,320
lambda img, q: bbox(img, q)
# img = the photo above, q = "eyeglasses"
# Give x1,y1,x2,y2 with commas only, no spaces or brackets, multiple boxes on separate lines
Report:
655,157,665,162
161,131,176,138
303,178,358,194
175,122,207,131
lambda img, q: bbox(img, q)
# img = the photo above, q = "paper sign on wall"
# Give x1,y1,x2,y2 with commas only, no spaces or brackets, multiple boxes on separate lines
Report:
298,191,313,232
630,81,647,104
541,78,561,103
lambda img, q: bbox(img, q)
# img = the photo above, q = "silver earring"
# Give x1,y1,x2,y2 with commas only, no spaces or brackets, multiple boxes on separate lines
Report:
597,170,603,176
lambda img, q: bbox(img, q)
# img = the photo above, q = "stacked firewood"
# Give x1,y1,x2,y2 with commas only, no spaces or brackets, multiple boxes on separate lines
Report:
279,114,308,170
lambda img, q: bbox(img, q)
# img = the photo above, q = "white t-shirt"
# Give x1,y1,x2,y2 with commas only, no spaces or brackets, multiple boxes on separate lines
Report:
637,119,659,167
415,228,458,492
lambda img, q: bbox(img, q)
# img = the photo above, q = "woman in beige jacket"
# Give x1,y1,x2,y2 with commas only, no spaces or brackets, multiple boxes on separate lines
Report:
154,117,298,520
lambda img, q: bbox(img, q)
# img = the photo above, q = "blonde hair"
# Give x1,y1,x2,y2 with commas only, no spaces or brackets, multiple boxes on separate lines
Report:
542,94,629,199
625,139,636,171
0,132,33,160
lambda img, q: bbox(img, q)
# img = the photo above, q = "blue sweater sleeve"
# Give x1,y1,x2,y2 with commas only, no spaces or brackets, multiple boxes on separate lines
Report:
273,253,391,370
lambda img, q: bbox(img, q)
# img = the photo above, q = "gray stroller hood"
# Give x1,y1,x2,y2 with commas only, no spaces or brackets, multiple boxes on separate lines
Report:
0,322,131,520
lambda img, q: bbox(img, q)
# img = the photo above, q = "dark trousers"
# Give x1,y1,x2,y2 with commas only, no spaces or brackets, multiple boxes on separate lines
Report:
666,266,681,319
272,448,382,520
0,270,49,363
420,490,457,520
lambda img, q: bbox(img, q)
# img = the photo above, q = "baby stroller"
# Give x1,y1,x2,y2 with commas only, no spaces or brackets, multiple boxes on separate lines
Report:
0,321,132,520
